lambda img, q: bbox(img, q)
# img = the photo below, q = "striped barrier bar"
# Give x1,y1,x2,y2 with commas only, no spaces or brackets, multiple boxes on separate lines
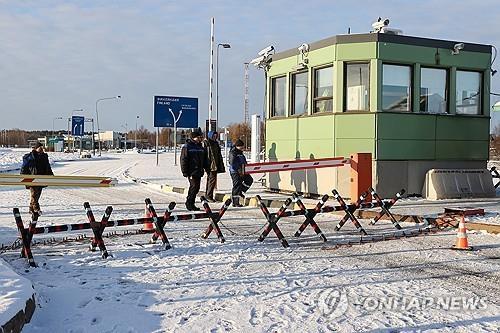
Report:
243,157,348,174
200,197,232,243
0,174,117,187
368,188,405,229
149,200,176,248
146,199,175,250
22,218,38,260
256,195,293,248
84,202,113,258
12,199,237,266
293,193,329,242
13,208,36,267
332,190,368,235
491,167,500,188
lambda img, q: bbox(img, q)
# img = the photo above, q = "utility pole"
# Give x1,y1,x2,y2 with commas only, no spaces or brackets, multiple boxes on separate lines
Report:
208,17,215,131
244,62,250,125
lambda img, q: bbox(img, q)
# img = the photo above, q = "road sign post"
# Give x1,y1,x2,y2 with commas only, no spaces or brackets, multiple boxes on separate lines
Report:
169,108,183,166
72,116,85,153
154,96,198,166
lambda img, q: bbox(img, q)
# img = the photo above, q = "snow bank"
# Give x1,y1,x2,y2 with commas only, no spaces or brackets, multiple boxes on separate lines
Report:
0,258,35,332
0,149,82,172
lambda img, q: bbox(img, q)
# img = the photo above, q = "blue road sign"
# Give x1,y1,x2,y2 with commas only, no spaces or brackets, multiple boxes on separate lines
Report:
71,116,85,137
154,96,198,128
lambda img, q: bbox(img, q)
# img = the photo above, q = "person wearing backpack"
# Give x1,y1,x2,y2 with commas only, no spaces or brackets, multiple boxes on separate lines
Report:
21,142,53,221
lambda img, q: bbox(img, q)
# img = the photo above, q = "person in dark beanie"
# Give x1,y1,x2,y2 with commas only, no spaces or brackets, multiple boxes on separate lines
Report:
228,139,253,207
180,128,208,211
203,131,225,202
20,142,53,221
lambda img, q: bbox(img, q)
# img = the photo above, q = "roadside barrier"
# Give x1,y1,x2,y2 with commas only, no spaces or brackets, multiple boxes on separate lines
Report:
491,166,500,188
12,188,405,266
13,198,231,267
256,188,405,248
244,152,373,205
0,174,117,187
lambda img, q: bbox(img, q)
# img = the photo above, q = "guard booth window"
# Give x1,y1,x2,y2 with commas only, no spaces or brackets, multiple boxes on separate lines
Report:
382,64,411,112
271,76,286,117
345,63,369,111
291,71,308,115
456,70,482,115
420,67,448,113
313,66,333,113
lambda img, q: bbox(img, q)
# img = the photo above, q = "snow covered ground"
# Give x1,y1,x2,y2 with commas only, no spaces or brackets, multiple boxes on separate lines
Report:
0,153,499,332
0,148,81,172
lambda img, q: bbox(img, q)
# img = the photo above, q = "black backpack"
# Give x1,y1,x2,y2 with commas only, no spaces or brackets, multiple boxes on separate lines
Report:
21,152,35,174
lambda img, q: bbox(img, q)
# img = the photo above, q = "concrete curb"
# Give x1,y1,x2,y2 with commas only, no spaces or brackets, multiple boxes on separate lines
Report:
1,294,36,333
0,258,36,333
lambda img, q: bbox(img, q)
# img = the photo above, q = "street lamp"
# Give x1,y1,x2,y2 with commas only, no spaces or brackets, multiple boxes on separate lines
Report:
95,95,121,156
52,117,63,152
52,117,63,136
216,43,231,131
135,115,139,149
121,123,128,151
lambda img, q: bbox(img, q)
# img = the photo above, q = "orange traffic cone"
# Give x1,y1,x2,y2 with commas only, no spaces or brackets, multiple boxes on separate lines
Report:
143,206,154,232
451,216,472,251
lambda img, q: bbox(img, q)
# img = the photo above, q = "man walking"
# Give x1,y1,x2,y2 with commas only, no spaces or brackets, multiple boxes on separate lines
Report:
229,139,253,207
203,131,225,202
180,129,208,211
21,142,53,221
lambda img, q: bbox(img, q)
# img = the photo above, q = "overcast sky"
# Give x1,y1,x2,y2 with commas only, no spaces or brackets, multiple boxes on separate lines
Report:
1,0,499,132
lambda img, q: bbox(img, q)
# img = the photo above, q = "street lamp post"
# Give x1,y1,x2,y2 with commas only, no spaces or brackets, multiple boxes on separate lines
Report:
95,96,121,156
169,108,183,166
84,118,94,153
135,115,139,149
52,117,63,136
121,123,128,151
216,43,231,131
52,117,63,152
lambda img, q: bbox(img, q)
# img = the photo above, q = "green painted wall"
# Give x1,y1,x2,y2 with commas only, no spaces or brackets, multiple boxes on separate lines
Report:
265,38,491,165
378,43,491,69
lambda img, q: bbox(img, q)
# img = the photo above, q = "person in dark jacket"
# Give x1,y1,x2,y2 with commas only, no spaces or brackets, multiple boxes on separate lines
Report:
180,129,208,211
228,139,253,207
20,142,53,221
203,131,225,202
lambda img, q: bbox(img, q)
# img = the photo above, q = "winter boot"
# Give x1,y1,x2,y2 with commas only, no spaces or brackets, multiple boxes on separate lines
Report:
232,196,243,208
186,202,200,211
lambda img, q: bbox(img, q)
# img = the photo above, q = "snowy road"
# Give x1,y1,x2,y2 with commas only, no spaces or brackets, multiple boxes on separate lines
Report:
0,154,499,332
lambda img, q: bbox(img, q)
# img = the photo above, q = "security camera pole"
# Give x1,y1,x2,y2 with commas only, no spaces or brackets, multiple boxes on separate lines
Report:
169,108,183,166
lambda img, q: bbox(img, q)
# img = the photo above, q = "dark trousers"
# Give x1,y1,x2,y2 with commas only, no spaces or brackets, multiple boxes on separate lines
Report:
205,171,218,199
29,187,43,213
186,176,201,205
231,173,253,199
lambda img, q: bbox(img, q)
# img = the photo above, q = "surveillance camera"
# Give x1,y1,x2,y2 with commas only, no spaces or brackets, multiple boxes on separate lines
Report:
372,17,390,32
452,42,465,55
298,43,309,53
250,55,265,66
258,45,275,56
